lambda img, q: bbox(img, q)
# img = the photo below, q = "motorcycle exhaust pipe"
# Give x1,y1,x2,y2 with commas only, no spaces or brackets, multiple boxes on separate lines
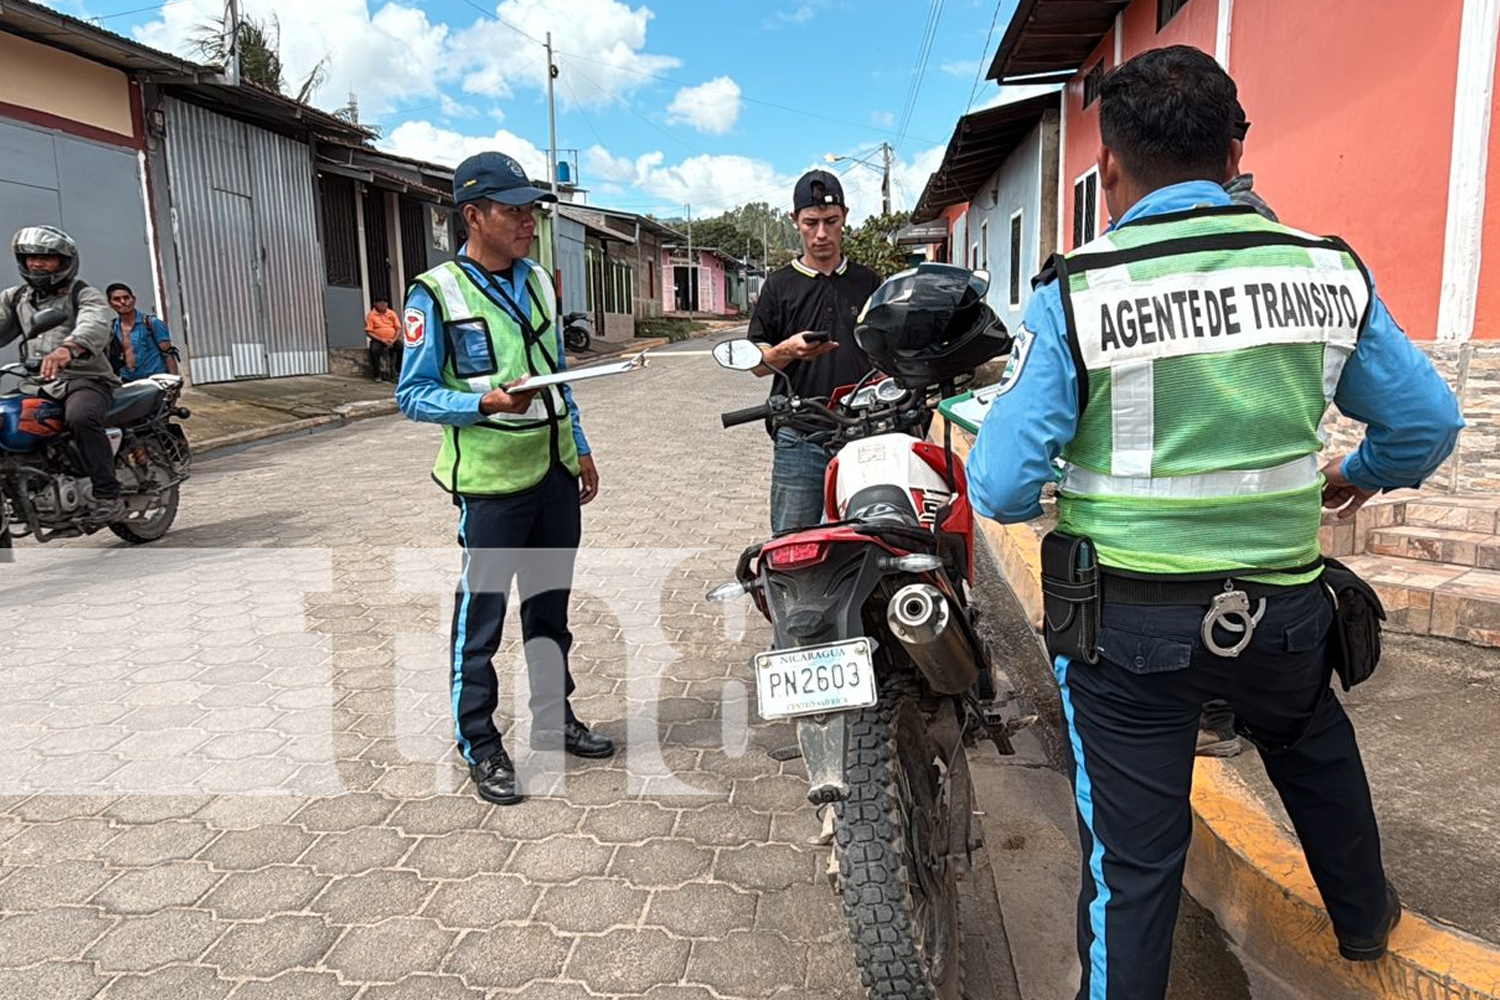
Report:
886,584,980,695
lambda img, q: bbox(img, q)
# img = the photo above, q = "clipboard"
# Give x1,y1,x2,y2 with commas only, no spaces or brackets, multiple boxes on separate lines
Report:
508,348,651,391
937,382,1006,435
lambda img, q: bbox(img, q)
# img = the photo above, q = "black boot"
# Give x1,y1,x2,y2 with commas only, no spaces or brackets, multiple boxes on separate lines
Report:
1337,882,1402,961
532,720,615,759
469,748,523,805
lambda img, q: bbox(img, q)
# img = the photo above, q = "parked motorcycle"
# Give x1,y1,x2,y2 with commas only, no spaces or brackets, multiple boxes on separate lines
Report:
707,265,1033,1000
1,307,192,558
562,310,593,353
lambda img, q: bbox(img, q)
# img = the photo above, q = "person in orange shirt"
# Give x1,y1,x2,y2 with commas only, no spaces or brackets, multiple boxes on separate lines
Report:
365,297,402,381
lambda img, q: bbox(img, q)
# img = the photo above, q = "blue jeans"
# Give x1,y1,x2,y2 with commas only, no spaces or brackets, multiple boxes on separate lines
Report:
769,428,830,534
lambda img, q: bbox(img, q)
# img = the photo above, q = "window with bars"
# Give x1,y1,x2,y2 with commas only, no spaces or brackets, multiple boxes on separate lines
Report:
1082,61,1105,109
320,175,361,288
1158,0,1191,30
1009,210,1023,307
1073,171,1099,248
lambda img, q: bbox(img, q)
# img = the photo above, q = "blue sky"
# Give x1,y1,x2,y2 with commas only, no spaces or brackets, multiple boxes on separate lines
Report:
62,0,1032,222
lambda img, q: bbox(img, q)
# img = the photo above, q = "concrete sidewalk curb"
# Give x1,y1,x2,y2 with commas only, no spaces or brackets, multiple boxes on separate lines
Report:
1188,761,1500,1000
191,337,676,457
193,413,350,455
937,415,1500,1000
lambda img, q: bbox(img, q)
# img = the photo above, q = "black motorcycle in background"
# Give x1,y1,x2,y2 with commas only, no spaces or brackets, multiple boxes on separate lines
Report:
0,307,191,558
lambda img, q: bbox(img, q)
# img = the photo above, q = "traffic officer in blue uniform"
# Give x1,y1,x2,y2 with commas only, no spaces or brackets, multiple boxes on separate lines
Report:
398,150,613,807
966,47,1463,1000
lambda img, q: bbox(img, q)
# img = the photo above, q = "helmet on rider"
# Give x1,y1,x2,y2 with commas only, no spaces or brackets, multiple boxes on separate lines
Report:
854,263,1011,387
11,225,79,295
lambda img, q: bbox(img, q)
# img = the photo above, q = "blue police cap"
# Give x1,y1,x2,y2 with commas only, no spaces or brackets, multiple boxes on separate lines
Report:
452,151,559,206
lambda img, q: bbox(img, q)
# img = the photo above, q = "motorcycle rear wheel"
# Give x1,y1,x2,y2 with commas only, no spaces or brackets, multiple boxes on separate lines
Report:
566,326,591,353
834,686,966,1000
109,484,179,544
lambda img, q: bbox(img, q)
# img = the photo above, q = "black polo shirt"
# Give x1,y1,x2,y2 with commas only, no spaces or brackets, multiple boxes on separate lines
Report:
748,256,882,399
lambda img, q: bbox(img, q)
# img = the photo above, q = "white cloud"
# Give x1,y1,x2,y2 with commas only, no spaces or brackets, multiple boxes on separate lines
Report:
133,0,450,116
665,77,742,135
585,146,789,214
941,58,981,77
448,0,680,109
975,83,1065,111
381,121,551,178
581,142,951,226
131,0,676,116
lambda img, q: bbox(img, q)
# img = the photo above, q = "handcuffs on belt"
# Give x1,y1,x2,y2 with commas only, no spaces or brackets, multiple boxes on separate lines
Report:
1201,581,1267,658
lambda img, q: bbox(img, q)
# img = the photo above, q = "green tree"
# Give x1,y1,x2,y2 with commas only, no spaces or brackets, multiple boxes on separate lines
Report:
844,210,912,278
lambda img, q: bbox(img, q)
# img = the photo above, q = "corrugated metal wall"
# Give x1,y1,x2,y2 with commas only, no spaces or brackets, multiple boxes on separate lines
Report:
555,215,587,316
162,98,327,382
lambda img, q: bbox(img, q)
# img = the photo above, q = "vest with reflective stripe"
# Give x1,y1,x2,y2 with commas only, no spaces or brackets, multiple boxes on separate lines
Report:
1052,206,1371,579
413,259,580,496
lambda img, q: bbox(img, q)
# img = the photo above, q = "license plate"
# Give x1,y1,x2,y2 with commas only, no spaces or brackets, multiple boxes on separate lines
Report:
753,639,878,720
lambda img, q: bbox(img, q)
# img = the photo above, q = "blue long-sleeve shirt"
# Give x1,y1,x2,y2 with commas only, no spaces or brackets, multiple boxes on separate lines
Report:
968,181,1463,523
397,254,590,457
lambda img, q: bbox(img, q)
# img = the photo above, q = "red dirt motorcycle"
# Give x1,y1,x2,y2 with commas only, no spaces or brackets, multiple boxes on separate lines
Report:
707,264,1034,1000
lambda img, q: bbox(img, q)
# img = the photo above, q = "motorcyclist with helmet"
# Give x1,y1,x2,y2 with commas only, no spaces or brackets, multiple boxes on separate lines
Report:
0,226,124,524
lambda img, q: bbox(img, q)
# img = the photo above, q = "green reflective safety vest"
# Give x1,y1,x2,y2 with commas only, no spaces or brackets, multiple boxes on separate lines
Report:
1052,206,1372,581
412,259,580,496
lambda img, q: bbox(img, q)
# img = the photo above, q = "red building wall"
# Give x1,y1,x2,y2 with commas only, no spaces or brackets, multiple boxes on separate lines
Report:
1229,0,1463,339
1059,1,1218,253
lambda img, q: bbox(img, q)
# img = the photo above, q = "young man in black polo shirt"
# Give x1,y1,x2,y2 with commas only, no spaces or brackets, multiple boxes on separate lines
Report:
747,170,882,532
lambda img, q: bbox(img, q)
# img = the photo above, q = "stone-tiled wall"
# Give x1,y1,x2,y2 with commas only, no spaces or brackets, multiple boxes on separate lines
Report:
1322,341,1500,495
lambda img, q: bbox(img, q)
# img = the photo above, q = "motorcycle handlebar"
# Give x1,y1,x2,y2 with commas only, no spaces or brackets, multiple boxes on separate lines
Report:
721,403,771,428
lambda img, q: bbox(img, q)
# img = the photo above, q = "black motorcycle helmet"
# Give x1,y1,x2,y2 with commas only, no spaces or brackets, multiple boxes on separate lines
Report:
854,262,1011,387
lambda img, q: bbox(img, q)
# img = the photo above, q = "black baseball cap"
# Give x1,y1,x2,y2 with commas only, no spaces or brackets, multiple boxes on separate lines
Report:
453,151,559,206
793,169,846,213
1231,99,1251,141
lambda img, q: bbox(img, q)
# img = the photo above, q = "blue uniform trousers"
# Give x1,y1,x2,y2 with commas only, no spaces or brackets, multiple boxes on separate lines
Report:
1055,581,1389,1000
450,462,581,766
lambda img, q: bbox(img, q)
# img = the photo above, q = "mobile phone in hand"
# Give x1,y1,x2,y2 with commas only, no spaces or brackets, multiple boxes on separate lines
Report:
802,331,832,344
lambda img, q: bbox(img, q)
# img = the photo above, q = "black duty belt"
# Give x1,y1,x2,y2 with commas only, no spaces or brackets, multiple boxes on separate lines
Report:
1102,566,1321,607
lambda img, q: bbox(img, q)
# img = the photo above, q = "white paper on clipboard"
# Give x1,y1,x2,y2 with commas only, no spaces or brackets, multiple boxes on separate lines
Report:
509,348,651,391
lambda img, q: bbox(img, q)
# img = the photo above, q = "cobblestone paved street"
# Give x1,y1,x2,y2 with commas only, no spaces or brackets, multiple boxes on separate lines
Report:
0,338,945,999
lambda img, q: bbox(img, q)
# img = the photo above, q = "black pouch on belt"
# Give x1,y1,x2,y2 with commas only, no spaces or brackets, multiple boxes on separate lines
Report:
1040,531,1101,664
1322,556,1386,690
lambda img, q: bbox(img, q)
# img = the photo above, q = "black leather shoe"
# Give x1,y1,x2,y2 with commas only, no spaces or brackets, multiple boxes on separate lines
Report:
469,748,524,805
1337,882,1402,961
532,720,616,759
84,496,126,525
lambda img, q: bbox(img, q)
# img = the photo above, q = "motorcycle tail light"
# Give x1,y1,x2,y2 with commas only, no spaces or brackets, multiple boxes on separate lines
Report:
766,541,826,569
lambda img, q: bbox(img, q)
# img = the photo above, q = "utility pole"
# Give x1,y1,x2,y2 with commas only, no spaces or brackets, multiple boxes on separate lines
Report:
545,32,560,275
685,203,693,312
881,141,892,217
761,218,768,268
223,0,240,85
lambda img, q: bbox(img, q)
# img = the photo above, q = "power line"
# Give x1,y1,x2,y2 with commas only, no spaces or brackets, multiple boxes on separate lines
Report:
452,0,545,45
965,0,1007,114
92,0,192,22
893,0,946,154
552,46,943,147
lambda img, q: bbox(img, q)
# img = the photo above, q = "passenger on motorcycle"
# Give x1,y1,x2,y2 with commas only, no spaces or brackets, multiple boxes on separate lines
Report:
0,226,124,524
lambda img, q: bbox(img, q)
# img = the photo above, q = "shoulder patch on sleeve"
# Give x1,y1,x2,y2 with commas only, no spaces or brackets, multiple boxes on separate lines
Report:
403,307,425,347
991,325,1033,397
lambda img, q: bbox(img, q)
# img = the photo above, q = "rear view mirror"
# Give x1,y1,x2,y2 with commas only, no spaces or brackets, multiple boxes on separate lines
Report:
713,338,764,372
29,307,67,337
